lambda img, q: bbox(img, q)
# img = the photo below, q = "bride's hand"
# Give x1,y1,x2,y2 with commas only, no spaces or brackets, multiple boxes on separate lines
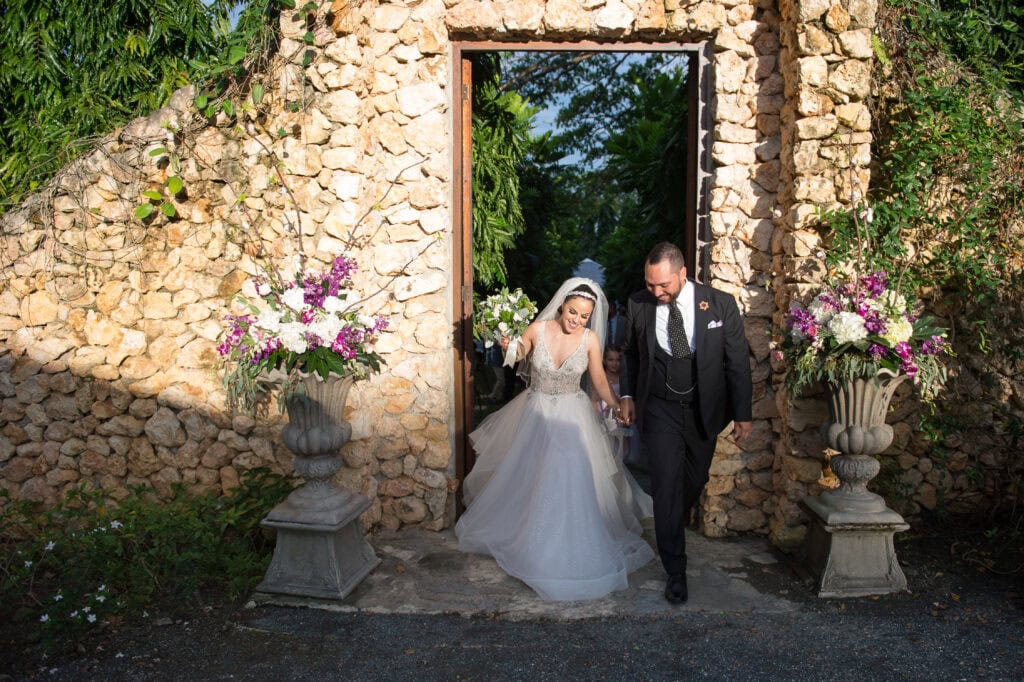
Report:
499,336,510,352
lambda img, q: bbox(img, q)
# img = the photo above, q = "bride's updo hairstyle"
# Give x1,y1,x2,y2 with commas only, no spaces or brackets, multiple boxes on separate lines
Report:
556,284,598,317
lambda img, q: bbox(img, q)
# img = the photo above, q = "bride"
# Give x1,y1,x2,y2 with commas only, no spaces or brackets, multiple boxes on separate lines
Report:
456,278,655,601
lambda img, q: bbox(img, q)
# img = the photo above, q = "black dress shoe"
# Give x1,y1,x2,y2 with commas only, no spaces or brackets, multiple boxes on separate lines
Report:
664,573,688,604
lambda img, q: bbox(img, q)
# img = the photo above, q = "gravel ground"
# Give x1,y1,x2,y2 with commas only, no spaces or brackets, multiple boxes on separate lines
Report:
4,531,1022,681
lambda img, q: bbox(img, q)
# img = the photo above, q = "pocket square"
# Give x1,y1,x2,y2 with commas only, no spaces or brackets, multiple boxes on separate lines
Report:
707,320,724,329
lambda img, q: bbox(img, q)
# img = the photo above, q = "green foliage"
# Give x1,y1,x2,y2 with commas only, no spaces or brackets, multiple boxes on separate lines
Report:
0,0,285,215
0,469,292,653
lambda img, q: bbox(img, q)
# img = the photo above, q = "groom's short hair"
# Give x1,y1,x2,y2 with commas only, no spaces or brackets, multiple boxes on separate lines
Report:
646,242,685,271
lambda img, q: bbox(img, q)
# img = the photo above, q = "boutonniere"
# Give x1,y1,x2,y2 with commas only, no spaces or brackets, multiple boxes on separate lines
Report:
699,301,709,311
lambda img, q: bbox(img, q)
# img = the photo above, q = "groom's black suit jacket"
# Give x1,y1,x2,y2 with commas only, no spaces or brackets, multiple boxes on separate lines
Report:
620,282,752,438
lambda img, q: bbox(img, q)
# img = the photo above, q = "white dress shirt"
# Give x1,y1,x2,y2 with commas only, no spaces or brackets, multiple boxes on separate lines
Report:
655,281,695,355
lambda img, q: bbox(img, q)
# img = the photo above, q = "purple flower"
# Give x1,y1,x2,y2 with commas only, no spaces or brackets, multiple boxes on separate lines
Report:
859,271,887,297
863,310,887,335
920,335,946,356
867,343,887,359
787,307,818,339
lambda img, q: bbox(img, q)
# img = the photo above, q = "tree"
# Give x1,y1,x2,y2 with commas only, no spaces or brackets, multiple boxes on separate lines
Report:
0,0,281,213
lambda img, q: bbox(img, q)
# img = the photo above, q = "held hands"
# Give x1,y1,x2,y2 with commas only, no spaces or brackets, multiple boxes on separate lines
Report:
618,397,635,426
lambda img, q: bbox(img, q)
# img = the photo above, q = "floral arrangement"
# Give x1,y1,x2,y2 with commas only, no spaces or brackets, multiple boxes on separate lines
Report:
218,254,388,413
782,270,952,401
473,287,537,348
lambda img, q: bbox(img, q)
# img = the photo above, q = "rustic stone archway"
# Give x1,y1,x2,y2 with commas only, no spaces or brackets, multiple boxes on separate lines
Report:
0,0,877,547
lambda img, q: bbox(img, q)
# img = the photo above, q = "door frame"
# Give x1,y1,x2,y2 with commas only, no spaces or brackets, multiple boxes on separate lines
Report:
451,40,713,513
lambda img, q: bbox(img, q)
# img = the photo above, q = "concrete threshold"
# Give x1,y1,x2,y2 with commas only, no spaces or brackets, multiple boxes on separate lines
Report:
251,527,800,620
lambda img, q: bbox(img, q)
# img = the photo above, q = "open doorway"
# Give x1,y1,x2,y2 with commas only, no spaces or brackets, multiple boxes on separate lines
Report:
452,42,712,509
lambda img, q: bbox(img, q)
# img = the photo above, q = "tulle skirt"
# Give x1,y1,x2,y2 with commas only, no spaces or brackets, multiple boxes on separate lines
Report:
456,388,655,601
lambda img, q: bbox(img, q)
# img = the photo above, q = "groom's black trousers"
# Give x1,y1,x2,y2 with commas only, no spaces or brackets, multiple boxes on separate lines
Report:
643,394,717,576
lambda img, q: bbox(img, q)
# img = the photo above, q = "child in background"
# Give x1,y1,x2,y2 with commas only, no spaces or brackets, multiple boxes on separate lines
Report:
593,345,652,518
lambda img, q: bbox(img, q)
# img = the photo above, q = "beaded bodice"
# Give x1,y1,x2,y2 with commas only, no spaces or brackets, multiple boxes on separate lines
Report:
530,327,588,395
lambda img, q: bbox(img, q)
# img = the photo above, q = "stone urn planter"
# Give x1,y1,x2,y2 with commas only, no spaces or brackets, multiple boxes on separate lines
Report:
256,373,380,601
801,369,910,597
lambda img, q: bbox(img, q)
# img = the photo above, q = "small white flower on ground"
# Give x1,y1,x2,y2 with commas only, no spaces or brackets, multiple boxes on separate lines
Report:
98,584,107,591
96,595,106,603
40,614,49,623
109,521,122,529
45,541,56,551
325,297,347,314
53,594,63,602
24,560,32,568
87,614,97,623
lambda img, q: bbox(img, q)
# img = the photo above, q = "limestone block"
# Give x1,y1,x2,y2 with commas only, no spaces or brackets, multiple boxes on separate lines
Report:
414,313,452,350
834,102,871,131
106,329,147,367
715,27,756,58
144,407,187,448
595,0,635,32
838,29,873,59
396,84,446,119
715,121,757,144
394,271,446,301
796,56,829,87
728,506,767,531
712,141,757,166
847,0,878,29
19,291,59,326
829,59,871,99
793,174,836,203
797,25,832,55
784,454,823,482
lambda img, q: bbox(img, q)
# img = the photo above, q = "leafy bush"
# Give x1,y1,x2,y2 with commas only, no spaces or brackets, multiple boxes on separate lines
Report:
0,469,292,652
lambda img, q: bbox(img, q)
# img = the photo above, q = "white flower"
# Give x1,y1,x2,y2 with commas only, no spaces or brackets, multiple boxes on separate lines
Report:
53,594,63,602
881,289,907,314
45,541,55,551
96,595,106,603
324,296,346,313
808,299,835,324
87,614,97,623
40,614,49,623
98,584,107,591
281,286,307,312
829,312,868,345
24,560,32,568
279,322,308,354
109,521,122,530
883,317,913,345
311,315,344,343
255,308,283,333
255,281,271,297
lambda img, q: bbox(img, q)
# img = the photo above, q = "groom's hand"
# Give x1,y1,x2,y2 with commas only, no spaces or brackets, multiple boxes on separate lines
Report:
732,421,752,443
619,397,635,426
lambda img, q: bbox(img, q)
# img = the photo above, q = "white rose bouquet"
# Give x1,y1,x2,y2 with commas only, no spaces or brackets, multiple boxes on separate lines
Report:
218,254,388,413
473,288,537,350
782,270,951,401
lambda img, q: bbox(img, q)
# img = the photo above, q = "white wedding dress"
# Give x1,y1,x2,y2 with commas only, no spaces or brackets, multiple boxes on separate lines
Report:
456,328,655,601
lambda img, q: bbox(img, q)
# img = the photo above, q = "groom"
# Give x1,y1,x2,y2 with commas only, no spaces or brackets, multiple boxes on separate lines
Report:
619,242,752,604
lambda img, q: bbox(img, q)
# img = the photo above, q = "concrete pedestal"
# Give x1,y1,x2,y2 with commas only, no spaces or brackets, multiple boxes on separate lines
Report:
801,495,909,598
255,486,380,601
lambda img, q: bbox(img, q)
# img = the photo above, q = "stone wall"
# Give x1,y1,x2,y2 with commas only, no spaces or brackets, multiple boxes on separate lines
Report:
3,0,981,545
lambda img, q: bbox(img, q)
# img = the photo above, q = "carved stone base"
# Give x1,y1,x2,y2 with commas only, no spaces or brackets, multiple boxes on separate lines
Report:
255,487,380,601
801,495,909,598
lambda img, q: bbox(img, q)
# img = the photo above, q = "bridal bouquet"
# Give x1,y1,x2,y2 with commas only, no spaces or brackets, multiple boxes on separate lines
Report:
218,254,389,413
783,270,951,401
473,288,537,348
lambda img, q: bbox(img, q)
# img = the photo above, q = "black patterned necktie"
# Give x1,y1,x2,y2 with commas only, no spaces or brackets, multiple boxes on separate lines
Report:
668,303,692,358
